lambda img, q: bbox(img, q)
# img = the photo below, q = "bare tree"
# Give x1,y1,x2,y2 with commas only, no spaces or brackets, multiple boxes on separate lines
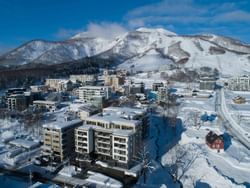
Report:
167,144,205,183
134,144,154,184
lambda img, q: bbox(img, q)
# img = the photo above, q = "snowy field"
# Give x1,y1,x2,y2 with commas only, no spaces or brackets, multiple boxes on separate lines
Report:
176,95,250,188
138,92,250,188
224,90,250,134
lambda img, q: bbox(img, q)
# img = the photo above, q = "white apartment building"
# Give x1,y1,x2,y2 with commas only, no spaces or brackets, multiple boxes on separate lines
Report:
70,74,97,83
75,107,149,168
30,85,49,93
42,119,82,162
77,86,112,102
228,75,250,91
45,79,73,92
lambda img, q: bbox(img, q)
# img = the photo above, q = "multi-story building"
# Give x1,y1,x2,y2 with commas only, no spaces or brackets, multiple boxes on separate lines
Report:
228,75,250,91
104,75,125,91
45,79,73,92
42,119,82,162
152,82,164,91
70,74,97,84
75,107,149,168
33,100,59,112
130,82,145,94
77,86,112,102
30,85,49,93
5,88,33,111
7,94,27,111
157,86,168,102
199,76,216,90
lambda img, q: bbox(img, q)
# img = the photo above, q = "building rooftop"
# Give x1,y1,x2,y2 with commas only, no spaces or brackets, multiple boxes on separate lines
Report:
43,119,82,130
33,100,58,105
86,106,146,127
206,131,223,144
77,124,134,136
79,86,110,90
9,139,40,149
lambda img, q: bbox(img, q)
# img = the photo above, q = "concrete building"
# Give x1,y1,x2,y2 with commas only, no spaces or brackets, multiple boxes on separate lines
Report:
75,107,149,168
152,82,164,91
42,119,82,162
30,85,49,93
5,88,33,111
130,82,145,94
69,103,100,120
104,75,125,91
157,86,168,102
199,76,216,90
45,79,73,92
7,94,27,111
70,74,97,84
228,75,250,91
33,100,59,112
77,86,111,102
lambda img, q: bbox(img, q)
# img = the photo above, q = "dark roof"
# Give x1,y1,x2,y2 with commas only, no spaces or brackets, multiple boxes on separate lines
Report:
206,131,223,144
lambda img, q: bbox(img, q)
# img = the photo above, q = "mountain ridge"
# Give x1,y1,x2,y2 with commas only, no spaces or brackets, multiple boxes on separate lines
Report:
1,27,250,76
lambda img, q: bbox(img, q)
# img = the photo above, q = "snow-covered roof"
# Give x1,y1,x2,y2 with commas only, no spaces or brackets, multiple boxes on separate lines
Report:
33,100,57,105
43,119,82,130
9,139,40,149
77,124,134,136
85,106,146,127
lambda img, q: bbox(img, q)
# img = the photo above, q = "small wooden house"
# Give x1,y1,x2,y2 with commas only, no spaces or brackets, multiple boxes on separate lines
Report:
206,131,224,152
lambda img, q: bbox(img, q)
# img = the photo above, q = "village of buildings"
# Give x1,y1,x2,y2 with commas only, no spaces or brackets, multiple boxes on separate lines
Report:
0,68,250,188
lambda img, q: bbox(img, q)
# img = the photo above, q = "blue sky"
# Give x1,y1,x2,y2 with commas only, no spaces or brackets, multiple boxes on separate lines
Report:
0,0,250,54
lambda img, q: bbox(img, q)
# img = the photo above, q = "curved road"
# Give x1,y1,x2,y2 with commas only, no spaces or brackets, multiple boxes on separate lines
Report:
217,88,250,150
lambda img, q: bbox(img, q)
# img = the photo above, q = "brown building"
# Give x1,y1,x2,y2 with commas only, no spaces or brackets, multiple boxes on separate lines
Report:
206,131,224,152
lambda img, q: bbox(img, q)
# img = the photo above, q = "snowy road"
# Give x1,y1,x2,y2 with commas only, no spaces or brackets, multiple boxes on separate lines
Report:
218,89,250,150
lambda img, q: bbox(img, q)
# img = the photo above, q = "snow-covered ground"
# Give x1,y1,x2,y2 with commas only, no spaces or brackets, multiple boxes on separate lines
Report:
175,94,250,187
138,88,250,188
224,90,250,134
86,171,123,188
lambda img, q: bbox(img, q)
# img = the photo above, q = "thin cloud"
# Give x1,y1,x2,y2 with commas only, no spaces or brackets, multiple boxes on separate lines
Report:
55,22,128,40
215,10,250,23
82,22,128,39
125,0,250,27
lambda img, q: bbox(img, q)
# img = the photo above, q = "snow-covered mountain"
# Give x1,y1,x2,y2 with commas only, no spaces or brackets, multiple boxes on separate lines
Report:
1,28,250,76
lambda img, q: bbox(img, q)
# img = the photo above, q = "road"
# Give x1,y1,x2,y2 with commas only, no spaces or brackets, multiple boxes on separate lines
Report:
216,88,250,150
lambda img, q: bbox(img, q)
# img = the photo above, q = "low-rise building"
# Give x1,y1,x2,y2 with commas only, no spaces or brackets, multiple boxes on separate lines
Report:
233,96,246,104
205,131,224,152
42,119,82,162
33,100,59,112
69,103,100,120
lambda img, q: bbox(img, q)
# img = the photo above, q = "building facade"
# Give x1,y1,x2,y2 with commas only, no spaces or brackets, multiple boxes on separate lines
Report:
228,75,250,91
70,74,97,84
77,86,112,102
42,119,82,162
75,107,149,168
